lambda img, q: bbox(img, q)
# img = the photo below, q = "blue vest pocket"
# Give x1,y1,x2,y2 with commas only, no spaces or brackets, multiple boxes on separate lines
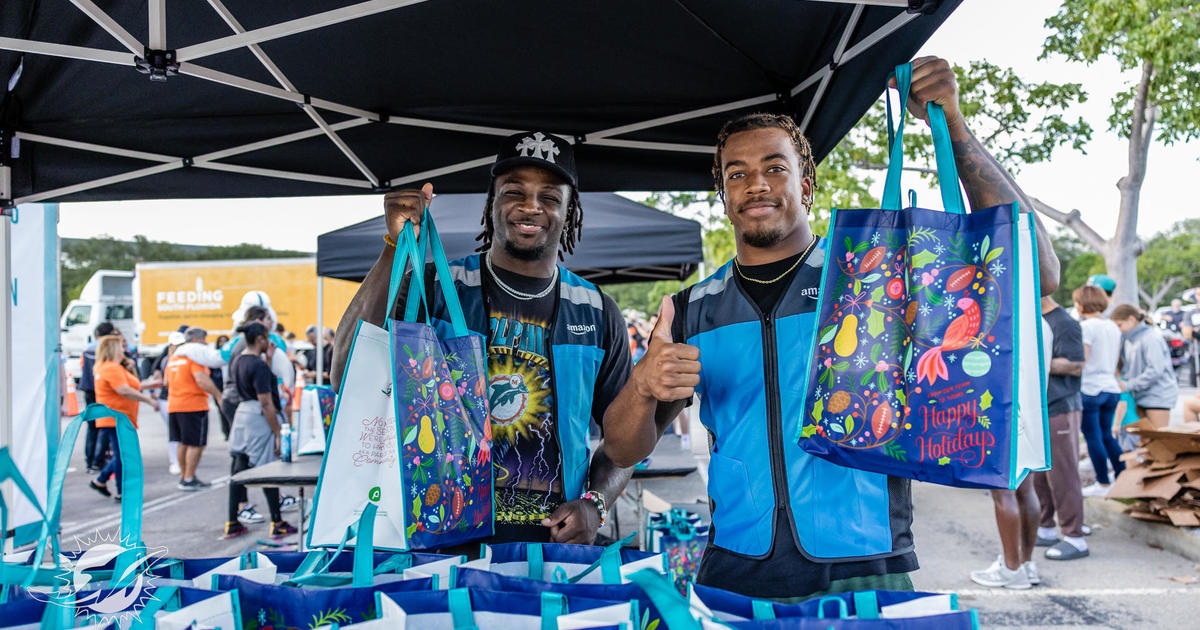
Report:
708,451,774,556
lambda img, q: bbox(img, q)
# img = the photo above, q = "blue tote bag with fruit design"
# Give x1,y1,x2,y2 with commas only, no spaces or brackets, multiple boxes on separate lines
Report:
796,63,1049,490
310,208,492,552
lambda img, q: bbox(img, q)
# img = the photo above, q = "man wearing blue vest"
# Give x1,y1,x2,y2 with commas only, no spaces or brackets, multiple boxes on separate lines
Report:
603,57,1061,599
331,131,633,547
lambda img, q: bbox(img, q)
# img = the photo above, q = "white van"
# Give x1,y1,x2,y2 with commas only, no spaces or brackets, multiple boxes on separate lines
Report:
61,270,138,379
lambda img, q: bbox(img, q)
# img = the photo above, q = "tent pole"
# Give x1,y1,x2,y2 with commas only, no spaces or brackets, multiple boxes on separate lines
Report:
316,276,324,387
177,0,428,63
800,5,862,132
148,0,166,50
68,0,142,55
0,37,132,66
0,207,13,552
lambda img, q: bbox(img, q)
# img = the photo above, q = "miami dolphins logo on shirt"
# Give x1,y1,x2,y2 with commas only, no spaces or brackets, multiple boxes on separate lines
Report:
487,355,551,446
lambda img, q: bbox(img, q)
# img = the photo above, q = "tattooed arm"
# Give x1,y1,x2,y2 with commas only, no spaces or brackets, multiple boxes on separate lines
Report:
903,56,1061,296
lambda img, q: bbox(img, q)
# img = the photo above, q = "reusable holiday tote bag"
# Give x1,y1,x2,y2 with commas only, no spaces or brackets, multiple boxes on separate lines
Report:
357,587,636,630
482,536,667,585
645,509,709,594
297,385,335,455
309,209,492,550
796,62,1049,490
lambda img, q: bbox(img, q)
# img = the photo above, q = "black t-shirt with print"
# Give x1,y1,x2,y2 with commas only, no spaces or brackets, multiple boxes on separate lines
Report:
672,250,918,599
481,260,631,544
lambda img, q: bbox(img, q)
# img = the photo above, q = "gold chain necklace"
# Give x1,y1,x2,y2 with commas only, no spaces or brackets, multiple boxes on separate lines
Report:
734,235,818,285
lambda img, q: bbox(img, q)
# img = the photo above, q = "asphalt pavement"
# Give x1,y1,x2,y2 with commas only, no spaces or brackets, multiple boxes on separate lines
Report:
52,395,1200,629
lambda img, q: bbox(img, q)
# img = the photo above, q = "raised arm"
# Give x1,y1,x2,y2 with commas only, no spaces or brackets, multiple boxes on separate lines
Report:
331,185,432,391
904,56,1061,296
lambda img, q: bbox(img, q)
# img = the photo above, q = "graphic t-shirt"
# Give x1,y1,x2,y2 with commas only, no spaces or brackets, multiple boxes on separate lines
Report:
484,264,563,532
479,259,632,543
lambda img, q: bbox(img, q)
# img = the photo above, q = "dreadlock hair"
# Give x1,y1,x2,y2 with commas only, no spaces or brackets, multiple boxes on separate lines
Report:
712,112,817,203
475,180,584,260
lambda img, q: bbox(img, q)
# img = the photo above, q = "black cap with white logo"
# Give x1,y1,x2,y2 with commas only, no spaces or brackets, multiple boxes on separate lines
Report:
491,130,577,188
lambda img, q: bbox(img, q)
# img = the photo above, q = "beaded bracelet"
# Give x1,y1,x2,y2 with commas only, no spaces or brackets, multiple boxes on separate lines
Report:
580,490,608,528
383,233,397,248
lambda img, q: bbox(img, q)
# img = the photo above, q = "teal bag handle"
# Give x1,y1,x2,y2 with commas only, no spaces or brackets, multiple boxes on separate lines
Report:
625,568,702,630
403,208,431,323
448,588,478,630
286,503,379,588
385,221,421,329
751,599,776,620
527,542,545,580
852,591,880,620
1120,392,1140,426
0,447,58,591
552,533,636,584
351,503,377,588
816,596,849,619
402,206,470,337
881,62,966,215
45,404,146,587
540,592,567,630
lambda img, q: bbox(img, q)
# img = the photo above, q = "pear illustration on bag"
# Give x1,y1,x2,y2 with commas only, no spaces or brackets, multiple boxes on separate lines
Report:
834,315,859,357
418,415,436,454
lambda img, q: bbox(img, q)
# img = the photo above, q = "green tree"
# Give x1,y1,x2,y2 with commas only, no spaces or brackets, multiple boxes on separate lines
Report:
1136,218,1200,310
1031,0,1200,308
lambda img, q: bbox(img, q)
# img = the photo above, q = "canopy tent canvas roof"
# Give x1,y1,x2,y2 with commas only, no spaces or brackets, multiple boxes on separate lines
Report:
318,193,704,284
1,0,959,206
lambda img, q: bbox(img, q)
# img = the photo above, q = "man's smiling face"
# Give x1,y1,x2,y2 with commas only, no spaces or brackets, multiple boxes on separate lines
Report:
490,165,569,262
720,126,812,250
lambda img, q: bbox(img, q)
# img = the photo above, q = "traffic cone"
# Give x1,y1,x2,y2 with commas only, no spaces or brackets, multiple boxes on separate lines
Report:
64,374,81,416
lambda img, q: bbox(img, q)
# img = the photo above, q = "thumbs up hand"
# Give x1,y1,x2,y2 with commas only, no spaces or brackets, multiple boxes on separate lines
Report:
632,296,702,401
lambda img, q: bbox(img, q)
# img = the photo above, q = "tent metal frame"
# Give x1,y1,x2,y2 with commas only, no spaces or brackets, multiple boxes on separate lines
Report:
0,0,924,207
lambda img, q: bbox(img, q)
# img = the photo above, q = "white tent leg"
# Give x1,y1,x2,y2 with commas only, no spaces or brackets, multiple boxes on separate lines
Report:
0,209,12,551
316,276,324,387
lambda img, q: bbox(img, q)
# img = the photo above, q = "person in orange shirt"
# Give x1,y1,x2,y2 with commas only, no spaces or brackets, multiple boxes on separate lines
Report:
89,335,159,500
167,327,223,490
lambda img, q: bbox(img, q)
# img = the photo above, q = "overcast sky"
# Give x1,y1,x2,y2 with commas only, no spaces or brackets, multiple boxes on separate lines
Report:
57,0,1198,251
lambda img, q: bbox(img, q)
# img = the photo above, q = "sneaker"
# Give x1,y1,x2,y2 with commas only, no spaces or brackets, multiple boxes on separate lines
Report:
970,555,1032,589
177,478,210,491
168,463,181,475
238,505,265,524
1024,561,1041,585
270,521,298,538
279,495,300,513
221,522,249,539
1081,482,1110,498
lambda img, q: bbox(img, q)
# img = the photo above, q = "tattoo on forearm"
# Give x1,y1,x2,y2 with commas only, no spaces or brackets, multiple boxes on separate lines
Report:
949,134,1021,211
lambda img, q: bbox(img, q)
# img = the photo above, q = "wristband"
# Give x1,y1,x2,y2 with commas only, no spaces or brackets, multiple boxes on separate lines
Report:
383,233,397,248
580,490,608,528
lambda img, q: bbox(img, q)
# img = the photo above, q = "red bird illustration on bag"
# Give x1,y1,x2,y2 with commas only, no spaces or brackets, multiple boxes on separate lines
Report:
916,297,980,385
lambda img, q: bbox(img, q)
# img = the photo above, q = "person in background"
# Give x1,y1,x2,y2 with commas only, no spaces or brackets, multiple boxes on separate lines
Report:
80,321,118,473
1163,299,1186,333
1074,286,1126,498
89,335,159,500
167,327,222,490
1112,304,1178,429
222,322,297,539
1180,391,1200,424
153,331,186,474
215,334,232,391
220,303,300,512
971,318,1053,589
284,331,298,361
303,325,333,384
1033,296,1089,562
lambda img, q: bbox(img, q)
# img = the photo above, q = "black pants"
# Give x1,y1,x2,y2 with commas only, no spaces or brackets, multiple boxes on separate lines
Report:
228,452,280,523
82,390,101,469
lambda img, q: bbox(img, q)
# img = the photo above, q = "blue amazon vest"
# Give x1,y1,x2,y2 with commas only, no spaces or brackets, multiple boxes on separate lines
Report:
684,240,914,561
426,254,605,501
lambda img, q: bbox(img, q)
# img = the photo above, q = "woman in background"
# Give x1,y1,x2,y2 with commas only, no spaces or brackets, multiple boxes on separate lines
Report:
90,335,159,500
1074,286,1126,497
1112,304,1178,429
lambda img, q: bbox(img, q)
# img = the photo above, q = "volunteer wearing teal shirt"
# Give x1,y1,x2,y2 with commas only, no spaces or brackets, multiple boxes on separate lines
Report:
603,56,1062,600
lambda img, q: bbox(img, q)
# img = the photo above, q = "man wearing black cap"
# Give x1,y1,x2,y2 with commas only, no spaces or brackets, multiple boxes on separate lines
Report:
332,131,633,548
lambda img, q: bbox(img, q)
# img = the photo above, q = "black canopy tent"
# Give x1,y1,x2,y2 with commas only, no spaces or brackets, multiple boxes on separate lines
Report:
0,1,959,206
318,193,704,284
